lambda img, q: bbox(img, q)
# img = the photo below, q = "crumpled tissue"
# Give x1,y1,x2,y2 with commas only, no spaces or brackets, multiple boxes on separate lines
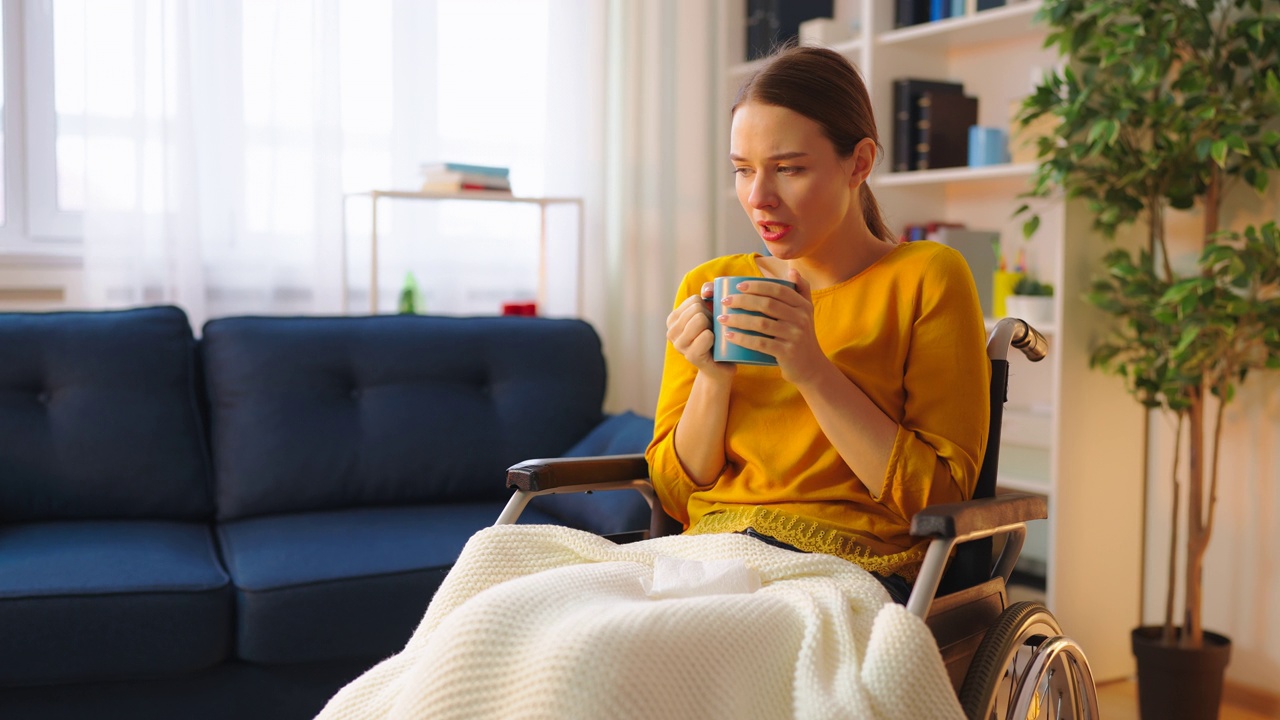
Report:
640,555,762,599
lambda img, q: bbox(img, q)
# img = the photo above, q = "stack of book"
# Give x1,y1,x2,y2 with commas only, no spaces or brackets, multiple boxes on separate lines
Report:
419,163,512,194
891,79,979,172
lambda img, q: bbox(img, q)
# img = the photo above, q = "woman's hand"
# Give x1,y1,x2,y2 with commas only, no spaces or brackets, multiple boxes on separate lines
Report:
717,269,828,386
666,282,735,380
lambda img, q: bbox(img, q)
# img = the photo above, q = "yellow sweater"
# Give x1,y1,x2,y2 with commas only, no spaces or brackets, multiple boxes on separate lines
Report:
645,241,990,580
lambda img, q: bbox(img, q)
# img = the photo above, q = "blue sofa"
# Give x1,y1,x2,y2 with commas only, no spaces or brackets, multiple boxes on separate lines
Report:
0,306,654,719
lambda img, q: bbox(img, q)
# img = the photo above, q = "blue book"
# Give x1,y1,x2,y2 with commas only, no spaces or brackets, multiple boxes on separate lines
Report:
420,162,509,178
930,0,952,21
951,0,966,17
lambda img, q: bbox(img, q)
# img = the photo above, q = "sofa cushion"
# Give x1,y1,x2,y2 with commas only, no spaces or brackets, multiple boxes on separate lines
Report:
0,306,212,521
0,520,233,686
215,503,561,664
201,315,607,520
531,411,656,536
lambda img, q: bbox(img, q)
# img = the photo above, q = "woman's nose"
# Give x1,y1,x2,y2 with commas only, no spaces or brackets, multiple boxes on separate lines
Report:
748,176,778,209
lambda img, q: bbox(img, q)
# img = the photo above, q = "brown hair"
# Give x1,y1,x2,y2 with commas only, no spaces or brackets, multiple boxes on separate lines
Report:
732,44,892,243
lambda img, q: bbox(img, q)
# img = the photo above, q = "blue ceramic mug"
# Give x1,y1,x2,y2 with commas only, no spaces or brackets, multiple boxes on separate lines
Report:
712,276,797,366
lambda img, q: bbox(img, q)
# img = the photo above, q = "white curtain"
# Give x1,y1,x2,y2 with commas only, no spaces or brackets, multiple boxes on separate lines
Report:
75,0,346,325
69,0,607,329
594,0,721,414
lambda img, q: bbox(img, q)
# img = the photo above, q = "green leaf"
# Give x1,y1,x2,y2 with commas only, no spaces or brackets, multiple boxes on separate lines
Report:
1211,140,1229,168
1195,137,1215,161
1022,215,1041,239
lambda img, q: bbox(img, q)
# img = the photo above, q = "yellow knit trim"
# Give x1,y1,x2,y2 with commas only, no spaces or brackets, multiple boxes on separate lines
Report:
688,507,927,582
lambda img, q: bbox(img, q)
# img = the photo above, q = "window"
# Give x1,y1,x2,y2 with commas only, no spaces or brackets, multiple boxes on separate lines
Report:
5,0,576,317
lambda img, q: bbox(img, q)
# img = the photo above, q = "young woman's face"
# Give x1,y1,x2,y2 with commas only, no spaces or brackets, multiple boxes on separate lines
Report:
730,102,858,262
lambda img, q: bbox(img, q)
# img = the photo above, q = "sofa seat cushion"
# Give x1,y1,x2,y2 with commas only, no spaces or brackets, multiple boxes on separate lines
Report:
0,520,232,686
215,503,560,665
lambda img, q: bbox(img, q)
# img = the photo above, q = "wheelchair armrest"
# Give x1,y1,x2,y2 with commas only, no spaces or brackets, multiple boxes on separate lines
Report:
506,454,651,493
905,493,1046,620
910,493,1047,541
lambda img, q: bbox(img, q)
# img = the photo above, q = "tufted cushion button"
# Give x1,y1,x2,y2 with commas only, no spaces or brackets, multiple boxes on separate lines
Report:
37,391,50,404
350,388,360,400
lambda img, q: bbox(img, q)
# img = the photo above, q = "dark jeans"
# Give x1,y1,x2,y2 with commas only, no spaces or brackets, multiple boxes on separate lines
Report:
736,528,912,605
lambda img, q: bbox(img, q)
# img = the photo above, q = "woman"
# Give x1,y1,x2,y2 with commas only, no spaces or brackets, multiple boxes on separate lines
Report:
646,45,990,605
316,45,984,720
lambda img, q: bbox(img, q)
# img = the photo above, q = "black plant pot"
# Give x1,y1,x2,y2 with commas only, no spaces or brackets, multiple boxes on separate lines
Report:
1132,626,1232,720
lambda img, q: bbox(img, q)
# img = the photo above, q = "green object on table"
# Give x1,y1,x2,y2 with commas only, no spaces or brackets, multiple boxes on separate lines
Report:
398,272,424,315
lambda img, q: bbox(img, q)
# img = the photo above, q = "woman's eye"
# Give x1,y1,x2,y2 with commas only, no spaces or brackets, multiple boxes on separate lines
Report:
777,166,802,175
733,167,752,176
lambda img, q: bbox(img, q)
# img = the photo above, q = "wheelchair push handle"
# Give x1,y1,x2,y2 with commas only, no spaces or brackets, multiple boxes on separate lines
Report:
987,317,1048,363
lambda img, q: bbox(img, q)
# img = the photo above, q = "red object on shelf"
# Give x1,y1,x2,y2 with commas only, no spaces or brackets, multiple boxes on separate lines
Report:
501,301,538,317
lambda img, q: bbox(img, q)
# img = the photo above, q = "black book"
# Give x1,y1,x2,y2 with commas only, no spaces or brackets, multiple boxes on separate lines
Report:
892,79,965,172
895,0,931,28
746,0,835,61
976,0,1006,9
917,92,978,170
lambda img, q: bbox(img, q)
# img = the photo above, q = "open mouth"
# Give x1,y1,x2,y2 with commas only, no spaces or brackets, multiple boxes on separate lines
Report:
758,222,792,241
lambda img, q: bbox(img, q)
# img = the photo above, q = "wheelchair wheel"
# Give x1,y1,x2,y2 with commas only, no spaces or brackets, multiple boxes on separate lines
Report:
958,601,1099,720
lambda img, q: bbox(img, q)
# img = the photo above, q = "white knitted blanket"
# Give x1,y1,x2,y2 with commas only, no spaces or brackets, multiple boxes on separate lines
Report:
315,525,965,720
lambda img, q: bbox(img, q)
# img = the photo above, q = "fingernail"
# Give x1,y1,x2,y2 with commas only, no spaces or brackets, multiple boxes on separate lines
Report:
721,296,733,306
737,282,748,291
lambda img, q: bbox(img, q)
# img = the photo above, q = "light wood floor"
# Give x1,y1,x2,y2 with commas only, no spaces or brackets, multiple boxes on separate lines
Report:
1097,680,1280,720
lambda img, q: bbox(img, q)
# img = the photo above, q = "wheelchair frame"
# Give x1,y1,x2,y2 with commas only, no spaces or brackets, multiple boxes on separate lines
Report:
495,318,1098,720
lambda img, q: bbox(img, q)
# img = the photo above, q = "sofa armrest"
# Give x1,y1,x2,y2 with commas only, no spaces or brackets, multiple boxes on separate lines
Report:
910,493,1047,540
506,454,651,493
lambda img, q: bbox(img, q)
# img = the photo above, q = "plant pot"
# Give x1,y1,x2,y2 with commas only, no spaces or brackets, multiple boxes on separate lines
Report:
1131,626,1232,720
1003,295,1054,326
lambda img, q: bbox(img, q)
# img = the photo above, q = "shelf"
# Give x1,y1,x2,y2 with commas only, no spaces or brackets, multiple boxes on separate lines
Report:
874,162,1037,188
878,1,1043,52
346,190,582,206
996,474,1050,495
1000,406,1053,449
341,190,584,316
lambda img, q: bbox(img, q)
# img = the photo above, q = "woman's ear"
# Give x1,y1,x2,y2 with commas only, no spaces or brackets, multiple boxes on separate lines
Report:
848,138,877,188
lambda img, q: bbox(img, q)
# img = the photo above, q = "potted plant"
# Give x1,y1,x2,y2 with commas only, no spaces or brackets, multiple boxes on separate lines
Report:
1005,275,1055,325
1016,1,1280,718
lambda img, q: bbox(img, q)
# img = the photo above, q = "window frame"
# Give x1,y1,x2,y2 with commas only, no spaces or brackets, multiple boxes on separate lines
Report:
23,0,81,243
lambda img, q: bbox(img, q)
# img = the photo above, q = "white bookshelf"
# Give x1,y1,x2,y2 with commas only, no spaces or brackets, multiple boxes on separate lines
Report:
714,0,1146,681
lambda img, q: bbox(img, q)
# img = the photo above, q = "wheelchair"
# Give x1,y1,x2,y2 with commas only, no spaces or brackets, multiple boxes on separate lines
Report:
495,318,1099,720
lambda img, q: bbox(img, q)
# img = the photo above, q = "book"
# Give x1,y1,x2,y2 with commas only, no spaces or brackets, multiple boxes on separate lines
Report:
745,0,834,60
916,92,978,170
419,162,509,179
976,0,1005,9
895,0,931,28
930,0,952,22
420,171,513,194
951,0,967,17
936,227,999,316
892,78,965,172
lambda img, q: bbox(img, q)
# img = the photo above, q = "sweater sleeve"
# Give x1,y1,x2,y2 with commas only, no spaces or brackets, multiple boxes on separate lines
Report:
878,247,990,522
645,271,706,527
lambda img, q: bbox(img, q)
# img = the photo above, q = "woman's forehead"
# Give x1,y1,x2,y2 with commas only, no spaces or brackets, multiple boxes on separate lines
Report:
730,103,828,157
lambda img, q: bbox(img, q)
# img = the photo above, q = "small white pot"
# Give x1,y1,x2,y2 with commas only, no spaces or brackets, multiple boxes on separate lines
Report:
1004,295,1055,326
